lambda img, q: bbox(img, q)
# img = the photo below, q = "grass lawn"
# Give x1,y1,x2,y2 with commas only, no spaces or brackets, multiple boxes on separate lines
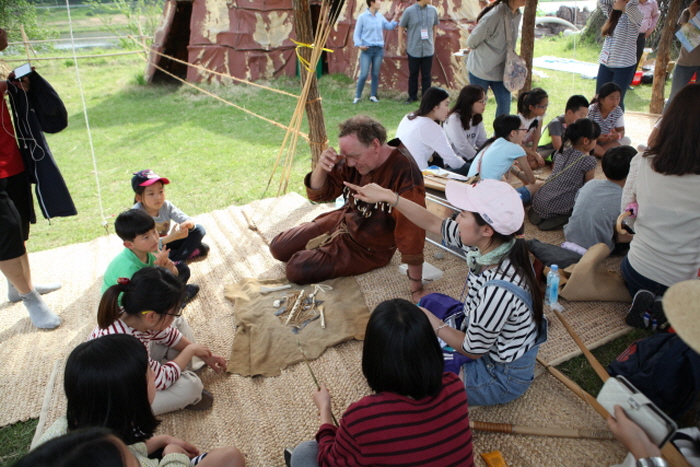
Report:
0,18,668,465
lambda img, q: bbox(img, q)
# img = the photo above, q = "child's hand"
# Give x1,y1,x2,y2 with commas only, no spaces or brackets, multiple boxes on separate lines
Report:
166,438,200,458
183,220,195,230
155,245,170,265
172,223,189,240
187,343,213,360
312,383,332,412
203,353,227,373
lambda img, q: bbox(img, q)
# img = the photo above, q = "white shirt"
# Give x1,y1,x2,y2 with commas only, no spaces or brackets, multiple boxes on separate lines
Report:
443,113,488,162
396,115,466,170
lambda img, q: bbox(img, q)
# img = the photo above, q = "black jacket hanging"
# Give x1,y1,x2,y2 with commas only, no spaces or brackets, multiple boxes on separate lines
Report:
7,70,77,221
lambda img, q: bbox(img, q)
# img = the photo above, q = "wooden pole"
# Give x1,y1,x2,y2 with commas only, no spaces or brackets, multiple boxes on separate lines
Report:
552,309,610,382
292,0,329,169
19,25,34,65
650,0,683,114
520,0,539,93
471,420,614,440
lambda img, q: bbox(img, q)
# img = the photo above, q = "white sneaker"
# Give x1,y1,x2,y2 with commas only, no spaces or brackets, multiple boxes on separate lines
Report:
353,97,360,104
369,96,379,103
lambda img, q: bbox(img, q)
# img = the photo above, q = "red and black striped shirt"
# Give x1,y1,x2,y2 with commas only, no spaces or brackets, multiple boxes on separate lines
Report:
316,372,473,467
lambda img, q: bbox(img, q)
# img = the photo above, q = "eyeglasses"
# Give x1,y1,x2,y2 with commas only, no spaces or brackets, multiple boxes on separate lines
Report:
141,310,182,318
518,128,529,131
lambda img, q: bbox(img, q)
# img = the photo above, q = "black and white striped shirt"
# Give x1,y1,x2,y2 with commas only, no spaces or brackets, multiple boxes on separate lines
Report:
442,218,539,362
598,0,643,68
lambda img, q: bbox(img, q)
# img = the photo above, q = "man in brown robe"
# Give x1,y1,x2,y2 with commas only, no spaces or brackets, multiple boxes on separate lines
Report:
270,116,426,299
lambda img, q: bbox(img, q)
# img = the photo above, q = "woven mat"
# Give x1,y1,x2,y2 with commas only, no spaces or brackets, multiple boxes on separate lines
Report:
3,192,633,466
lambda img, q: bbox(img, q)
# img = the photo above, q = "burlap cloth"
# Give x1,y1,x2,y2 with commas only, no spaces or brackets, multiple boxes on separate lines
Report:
225,277,369,377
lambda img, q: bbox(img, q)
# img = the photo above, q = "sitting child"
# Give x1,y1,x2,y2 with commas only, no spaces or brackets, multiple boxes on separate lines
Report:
517,88,548,169
443,84,488,168
94,267,226,414
102,209,198,301
466,115,541,203
36,333,243,466
132,169,209,262
563,145,635,254
537,94,589,160
530,118,600,231
588,82,632,158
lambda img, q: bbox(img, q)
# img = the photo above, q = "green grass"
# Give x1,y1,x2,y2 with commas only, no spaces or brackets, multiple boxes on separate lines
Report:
0,420,38,467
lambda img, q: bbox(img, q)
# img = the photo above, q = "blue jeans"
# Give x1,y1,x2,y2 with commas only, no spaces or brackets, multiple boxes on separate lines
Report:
596,63,637,112
468,72,511,117
515,186,531,204
665,64,700,112
463,317,547,406
620,256,668,298
356,46,384,99
290,440,319,467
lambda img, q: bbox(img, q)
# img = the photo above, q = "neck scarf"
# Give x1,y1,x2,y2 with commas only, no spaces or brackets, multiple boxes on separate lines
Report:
466,239,515,270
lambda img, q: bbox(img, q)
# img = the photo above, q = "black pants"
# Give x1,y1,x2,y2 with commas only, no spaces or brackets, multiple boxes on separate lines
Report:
407,54,433,101
635,33,646,69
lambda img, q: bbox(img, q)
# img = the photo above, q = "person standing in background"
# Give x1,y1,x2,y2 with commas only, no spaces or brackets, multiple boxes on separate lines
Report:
596,0,642,111
664,0,700,111
398,0,439,104
465,0,526,117
353,0,398,104
634,0,659,68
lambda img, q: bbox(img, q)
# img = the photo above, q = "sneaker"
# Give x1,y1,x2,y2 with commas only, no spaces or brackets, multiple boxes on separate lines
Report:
369,96,380,103
626,289,655,329
284,447,293,467
186,389,213,411
651,297,668,330
353,97,360,104
183,284,200,307
187,242,210,261
403,98,417,105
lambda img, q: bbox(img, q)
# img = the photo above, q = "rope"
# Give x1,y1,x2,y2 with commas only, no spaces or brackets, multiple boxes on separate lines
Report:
137,39,301,99
134,52,309,141
65,0,109,233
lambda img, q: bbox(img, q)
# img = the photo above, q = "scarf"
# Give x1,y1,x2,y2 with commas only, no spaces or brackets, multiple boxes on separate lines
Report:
466,239,515,271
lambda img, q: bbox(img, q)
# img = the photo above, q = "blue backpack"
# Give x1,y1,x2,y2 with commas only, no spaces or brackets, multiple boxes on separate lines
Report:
608,332,700,419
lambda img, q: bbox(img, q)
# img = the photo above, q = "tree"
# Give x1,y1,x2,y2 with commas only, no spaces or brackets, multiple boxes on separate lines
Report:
0,0,43,43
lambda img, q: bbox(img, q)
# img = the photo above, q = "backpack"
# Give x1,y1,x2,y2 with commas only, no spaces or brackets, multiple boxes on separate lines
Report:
608,332,700,419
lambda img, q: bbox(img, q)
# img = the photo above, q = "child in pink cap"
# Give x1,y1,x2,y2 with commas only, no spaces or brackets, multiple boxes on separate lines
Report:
345,178,547,406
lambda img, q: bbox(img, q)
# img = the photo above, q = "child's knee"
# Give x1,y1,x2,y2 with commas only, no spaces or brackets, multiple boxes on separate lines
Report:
205,446,246,467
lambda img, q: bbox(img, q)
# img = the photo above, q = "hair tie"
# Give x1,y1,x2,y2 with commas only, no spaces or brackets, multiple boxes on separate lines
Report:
117,277,130,285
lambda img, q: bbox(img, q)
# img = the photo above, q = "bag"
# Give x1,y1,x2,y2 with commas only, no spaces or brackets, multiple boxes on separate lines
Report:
608,332,700,419
504,49,528,93
597,375,677,447
503,16,527,93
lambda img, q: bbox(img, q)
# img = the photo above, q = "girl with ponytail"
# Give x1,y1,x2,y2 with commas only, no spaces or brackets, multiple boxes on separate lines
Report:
93,266,226,415
344,179,547,406
529,118,600,231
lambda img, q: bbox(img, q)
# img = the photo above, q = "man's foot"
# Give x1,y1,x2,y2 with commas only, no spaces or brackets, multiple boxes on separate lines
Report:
403,98,417,105
21,289,61,329
626,289,655,329
8,280,61,303
185,389,213,411
353,97,360,104
183,284,200,306
369,96,380,103
187,243,210,261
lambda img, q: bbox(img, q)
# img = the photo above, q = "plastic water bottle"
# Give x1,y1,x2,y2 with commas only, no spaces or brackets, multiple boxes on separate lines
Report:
546,264,560,307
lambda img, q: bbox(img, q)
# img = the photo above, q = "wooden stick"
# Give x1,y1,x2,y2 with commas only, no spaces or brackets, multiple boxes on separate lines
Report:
537,358,690,467
551,308,609,382
297,341,339,426
470,420,614,440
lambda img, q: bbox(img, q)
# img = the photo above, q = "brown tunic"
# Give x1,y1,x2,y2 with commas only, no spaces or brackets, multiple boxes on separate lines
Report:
269,144,426,284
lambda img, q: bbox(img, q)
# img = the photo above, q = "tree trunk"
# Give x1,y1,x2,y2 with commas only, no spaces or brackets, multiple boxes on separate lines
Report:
650,0,683,113
520,0,538,93
292,0,328,169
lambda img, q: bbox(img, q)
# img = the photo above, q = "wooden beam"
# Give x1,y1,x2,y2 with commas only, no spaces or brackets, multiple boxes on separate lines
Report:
650,0,683,113
520,0,539,93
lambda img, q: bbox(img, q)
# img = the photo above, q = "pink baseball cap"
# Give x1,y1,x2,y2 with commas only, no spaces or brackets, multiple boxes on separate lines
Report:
445,179,524,235
131,169,170,192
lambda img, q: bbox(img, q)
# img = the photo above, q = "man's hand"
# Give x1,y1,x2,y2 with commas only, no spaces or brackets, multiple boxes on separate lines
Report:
359,46,369,51
310,146,345,189
690,0,700,18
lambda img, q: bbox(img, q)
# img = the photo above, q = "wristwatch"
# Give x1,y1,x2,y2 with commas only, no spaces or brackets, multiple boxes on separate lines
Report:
636,458,668,467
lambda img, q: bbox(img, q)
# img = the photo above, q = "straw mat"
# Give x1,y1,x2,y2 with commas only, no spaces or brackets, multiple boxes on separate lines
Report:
2,192,633,466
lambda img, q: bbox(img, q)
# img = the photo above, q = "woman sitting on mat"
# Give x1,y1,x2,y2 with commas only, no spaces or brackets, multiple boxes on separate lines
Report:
396,86,471,175
345,179,547,406
36,334,245,467
287,299,474,467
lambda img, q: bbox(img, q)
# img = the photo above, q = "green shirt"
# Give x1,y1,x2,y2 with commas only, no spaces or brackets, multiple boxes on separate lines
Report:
101,248,156,293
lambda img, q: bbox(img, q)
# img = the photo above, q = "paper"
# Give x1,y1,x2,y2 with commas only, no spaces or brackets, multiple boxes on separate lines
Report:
676,12,700,52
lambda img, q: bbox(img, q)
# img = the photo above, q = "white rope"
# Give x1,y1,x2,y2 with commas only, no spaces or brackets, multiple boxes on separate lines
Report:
65,0,109,232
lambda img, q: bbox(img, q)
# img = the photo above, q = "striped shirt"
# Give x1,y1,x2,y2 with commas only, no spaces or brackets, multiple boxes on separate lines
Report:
316,372,473,467
598,0,643,68
441,218,539,362
588,103,625,135
89,319,183,390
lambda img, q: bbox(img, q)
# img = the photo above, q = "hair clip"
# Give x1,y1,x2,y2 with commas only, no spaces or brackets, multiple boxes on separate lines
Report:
117,277,130,285
516,234,525,239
